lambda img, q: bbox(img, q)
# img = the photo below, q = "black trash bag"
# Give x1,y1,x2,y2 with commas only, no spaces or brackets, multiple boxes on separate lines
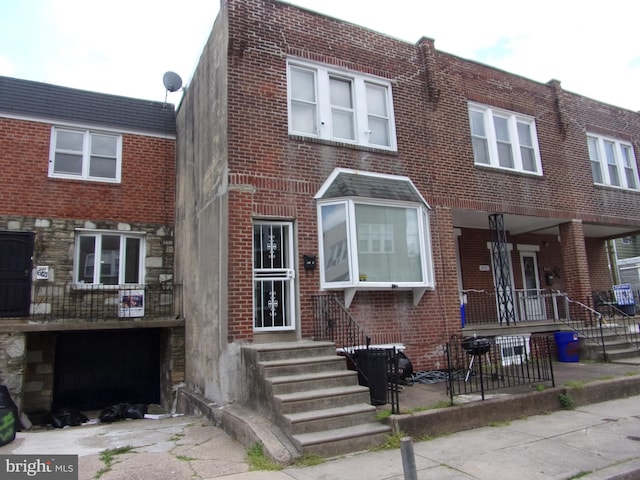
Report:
397,351,414,385
124,404,147,420
0,385,23,431
98,403,127,423
51,408,89,429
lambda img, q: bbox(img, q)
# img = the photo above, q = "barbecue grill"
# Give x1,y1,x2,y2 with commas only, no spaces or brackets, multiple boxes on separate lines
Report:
462,336,491,382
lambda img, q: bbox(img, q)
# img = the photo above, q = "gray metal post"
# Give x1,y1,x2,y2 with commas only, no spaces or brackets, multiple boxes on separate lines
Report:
400,436,418,480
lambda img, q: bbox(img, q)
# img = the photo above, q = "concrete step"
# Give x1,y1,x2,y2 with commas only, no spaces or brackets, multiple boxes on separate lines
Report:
292,422,391,457
268,370,358,395
259,356,347,377
606,347,640,362
251,341,338,362
284,403,378,435
275,385,371,414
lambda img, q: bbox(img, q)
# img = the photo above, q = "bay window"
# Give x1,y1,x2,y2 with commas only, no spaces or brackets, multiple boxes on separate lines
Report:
316,169,434,306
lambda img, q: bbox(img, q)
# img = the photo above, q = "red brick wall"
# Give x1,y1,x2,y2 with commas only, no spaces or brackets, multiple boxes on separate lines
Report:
220,0,640,369
0,117,175,224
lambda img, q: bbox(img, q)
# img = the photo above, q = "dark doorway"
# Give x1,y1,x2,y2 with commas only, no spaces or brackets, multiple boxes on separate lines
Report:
0,231,34,317
52,329,161,411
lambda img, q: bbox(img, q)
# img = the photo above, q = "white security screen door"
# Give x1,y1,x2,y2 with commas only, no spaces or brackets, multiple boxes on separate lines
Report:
253,221,296,331
520,250,545,320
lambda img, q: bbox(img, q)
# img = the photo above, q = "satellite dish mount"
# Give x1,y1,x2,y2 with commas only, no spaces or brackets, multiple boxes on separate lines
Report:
163,71,183,103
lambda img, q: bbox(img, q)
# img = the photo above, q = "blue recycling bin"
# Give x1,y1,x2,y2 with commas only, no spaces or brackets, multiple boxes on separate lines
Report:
554,331,579,362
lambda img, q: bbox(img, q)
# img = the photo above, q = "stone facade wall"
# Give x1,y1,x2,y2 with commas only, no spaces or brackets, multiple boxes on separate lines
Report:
0,333,26,410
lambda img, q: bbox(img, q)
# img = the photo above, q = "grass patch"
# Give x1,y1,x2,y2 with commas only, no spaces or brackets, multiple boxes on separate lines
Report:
292,453,325,467
371,432,406,451
559,393,575,410
488,420,511,427
625,371,639,377
175,455,197,461
375,409,393,421
565,380,586,390
567,471,593,479
535,384,546,392
95,446,136,479
169,433,185,442
246,443,282,471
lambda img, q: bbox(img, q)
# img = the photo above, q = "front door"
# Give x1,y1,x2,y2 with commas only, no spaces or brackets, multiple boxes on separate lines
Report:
0,231,34,317
520,250,545,320
253,221,296,331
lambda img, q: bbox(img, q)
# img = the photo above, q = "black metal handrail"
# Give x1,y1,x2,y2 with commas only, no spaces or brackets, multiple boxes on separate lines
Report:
590,290,640,351
311,293,401,413
0,282,182,322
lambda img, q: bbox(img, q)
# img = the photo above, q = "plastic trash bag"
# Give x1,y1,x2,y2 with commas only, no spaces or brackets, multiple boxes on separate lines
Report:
51,408,89,428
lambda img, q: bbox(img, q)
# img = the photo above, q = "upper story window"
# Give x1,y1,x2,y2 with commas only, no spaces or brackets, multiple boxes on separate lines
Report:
288,60,397,150
49,127,122,182
75,231,145,285
587,134,638,190
316,169,434,307
468,103,543,175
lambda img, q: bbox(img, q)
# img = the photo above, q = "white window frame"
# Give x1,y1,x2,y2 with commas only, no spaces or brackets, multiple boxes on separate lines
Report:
49,126,122,182
468,102,543,175
287,59,397,151
587,133,639,190
317,197,434,307
74,230,145,285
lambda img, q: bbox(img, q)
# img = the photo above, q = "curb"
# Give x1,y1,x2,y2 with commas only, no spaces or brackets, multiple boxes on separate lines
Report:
388,375,640,438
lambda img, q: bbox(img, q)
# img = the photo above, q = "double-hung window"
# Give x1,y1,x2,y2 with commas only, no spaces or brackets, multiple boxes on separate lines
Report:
288,60,397,150
316,169,434,306
75,231,144,285
587,134,638,190
49,127,122,182
468,103,542,175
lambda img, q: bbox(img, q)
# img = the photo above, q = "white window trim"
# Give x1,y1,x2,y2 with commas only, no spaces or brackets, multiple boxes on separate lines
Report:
287,58,397,151
468,102,543,175
587,133,639,191
317,197,434,307
73,229,146,285
49,126,123,183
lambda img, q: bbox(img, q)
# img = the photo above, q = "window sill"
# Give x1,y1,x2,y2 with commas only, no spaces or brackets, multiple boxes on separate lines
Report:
593,183,640,193
474,164,544,178
71,284,145,291
289,134,398,155
323,285,432,307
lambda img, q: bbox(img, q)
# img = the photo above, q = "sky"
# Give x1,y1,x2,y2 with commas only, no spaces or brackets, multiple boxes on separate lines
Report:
1,0,639,111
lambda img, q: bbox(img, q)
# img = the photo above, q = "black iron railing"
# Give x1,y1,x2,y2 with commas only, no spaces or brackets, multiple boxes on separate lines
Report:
446,334,555,402
462,288,570,326
590,289,640,351
312,293,401,413
0,282,182,322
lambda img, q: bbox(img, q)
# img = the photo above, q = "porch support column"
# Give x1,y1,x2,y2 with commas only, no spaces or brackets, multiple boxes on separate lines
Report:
559,220,592,305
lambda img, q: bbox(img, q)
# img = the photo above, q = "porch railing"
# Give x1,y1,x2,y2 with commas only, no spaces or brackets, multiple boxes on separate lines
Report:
462,288,570,326
0,282,182,322
311,293,401,413
446,334,555,402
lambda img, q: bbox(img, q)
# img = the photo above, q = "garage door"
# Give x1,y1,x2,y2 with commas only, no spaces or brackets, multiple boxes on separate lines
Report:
53,329,161,411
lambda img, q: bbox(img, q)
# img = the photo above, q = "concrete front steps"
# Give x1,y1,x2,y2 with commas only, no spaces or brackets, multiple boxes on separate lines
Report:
582,325,640,362
242,340,391,458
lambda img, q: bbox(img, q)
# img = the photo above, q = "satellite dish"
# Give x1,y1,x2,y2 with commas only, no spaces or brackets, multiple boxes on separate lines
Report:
163,71,183,92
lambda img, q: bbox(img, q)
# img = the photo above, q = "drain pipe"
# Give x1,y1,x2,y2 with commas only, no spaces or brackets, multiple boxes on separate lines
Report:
400,437,418,480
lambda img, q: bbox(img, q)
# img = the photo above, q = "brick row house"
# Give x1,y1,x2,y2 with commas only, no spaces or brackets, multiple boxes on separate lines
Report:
174,0,640,437
0,76,183,418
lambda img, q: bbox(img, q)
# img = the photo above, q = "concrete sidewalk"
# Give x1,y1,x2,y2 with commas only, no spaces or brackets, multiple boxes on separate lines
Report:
237,395,640,480
3,359,640,480
3,395,639,480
